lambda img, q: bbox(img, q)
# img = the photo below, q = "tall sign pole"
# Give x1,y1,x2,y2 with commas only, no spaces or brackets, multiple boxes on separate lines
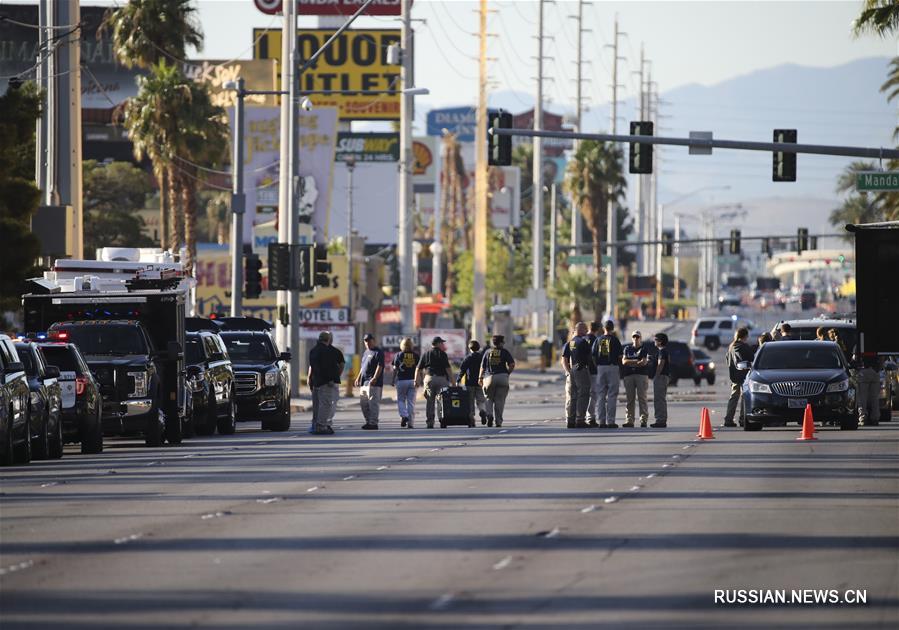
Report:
275,0,293,354
399,0,415,332
605,15,620,319
472,0,489,343
287,1,302,397
531,0,545,338
230,79,246,317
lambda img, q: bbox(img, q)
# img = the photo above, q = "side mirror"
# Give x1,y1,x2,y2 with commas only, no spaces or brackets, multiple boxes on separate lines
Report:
45,365,60,379
736,361,751,371
280,351,292,362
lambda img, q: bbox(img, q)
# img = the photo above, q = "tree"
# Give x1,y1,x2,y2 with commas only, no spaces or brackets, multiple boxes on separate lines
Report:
550,268,594,332
853,0,899,38
450,231,530,308
565,140,627,320
0,82,42,319
830,161,889,236
82,160,155,256
101,0,203,69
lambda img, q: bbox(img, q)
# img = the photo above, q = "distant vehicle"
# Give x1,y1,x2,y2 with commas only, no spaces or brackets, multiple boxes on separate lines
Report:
216,317,291,432
37,342,103,454
717,292,743,310
691,348,716,385
754,277,781,292
184,320,236,436
741,340,857,431
691,316,762,351
14,341,63,459
0,334,32,466
800,289,817,311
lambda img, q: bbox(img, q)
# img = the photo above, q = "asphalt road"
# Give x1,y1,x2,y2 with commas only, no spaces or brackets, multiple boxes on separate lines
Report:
2,376,897,628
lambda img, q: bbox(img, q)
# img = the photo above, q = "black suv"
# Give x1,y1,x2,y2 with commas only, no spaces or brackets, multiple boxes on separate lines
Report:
740,340,856,431
185,319,236,436
216,317,291,432
1,334,32,466
37,342,103,454
49,321,166,447
15,341,63,459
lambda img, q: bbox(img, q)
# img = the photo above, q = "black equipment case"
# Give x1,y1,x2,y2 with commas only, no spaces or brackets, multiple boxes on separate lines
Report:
436,386,474,428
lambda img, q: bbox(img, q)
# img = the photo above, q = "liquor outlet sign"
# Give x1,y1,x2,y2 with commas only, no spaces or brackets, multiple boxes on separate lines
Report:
254,0,406,16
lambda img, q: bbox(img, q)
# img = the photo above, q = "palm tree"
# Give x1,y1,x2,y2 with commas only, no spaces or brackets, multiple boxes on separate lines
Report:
101,0,203,69
551,268,594,332
564,140,627,319
853,0,899,38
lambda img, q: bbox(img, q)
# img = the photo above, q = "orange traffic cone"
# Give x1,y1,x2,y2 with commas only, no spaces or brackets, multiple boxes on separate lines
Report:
696,407,715,439
797,404,817,441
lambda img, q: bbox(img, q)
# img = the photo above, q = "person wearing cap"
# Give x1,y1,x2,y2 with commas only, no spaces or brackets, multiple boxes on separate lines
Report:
651,332,670,428
307,331,345,435
479,334,515,427
593,320,623,428
584,322,601,426
459,340,487,425
561,322,592,428
355,333,385,430
415,336,454,428
621,330,650,427
391,337,419,428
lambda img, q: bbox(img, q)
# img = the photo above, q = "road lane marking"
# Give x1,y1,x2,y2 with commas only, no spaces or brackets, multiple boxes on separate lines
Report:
200,512,227,520
543,527,562,538
629,485,642,492
306,486,319,493
499,429,508,434
343,475,356,481
645,473,657,479
492,556,514,570
603,496,619,504
672,455,681,459
429,593,455,610
39,481,58,488
682,445,693,450
662,463,673,468
376,466,388,471
580,505,597,513
145,461,161,467
430,448,442,452
256,497,282,504
405,457,417,461
113,533,144,545
0,560,34,575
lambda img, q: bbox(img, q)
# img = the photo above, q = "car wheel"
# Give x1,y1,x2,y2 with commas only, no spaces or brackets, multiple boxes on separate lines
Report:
81,410,103,454
670,378,678,387
195,395,215,436
33,407,51,460
706,337,720,351
217,392,237,435
693,377,702,386
15,413,32,464
49,412,64,459
145,410,164,447
707,375,716,386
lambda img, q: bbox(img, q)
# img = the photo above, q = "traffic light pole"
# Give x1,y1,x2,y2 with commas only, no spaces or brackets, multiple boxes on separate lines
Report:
230,79,246,317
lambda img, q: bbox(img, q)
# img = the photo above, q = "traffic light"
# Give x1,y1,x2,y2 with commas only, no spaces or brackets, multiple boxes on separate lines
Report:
296,244,314,292
797,227,809,254
244,252,262,299
773,128,797,182
267,243,290,291
629,121,654,174
661,230,674,256
761,237,771,258
314,244,331,288
810,236,818,250
729,229,741,255
487,109,512,166
717,240,725,256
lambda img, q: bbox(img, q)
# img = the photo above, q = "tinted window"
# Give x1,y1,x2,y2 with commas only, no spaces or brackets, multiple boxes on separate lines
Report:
668,343,690,361
718,321,733,330
16,346,37,376
185,337,205,364
58,325,148,356
203,336,219,358
39,346,82,373
697,321,715,330
692,349,710,360
222,334,275,362
756,345,845,370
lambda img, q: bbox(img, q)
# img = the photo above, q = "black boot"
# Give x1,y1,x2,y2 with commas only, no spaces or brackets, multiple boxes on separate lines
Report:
480,410,488,425
487,415,494,427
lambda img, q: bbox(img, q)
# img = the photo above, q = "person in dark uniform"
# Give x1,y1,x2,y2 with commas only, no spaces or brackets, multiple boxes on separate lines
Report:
459,340,487,425
561,321,592,428
585,322,601,426
392,337,419,428
724,327,753,427
593,320,623,428
415,336,454,429
621,331,651,427
479,334,515,427
307,331,345,435
355,333,385,430
651,332,670,428
540,338,553,372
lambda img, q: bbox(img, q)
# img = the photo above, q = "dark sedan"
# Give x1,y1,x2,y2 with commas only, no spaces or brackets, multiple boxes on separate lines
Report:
37,342,104,453
15,342,63,459
740,341,856,431
691,348,716,386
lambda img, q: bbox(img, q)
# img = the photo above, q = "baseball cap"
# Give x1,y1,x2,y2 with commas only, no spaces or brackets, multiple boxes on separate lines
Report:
363,333,375,341
432,336,446,345
631,330,642,338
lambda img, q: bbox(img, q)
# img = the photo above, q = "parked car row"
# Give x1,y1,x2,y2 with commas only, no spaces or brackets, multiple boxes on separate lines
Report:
1,316,292,467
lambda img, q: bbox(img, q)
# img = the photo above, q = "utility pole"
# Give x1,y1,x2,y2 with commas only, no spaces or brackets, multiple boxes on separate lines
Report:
473,0,489,342
605,15,622,319
648,74,660,279
635,43,646,276
399,0,415,333
346,156,356,325
569,0,587,250
655,203,664,317
275,0,293,356
548,183,557,338
531,0,546,338
230,79,246,317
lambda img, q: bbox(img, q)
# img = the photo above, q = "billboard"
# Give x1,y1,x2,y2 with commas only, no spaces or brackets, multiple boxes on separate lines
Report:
254,28,402,121
182,59,278,108
427,107,476,142
334,132,399,163
233,106,339,246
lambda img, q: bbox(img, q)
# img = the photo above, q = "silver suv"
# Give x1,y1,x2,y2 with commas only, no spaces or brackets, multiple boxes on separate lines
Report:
691,316,761,351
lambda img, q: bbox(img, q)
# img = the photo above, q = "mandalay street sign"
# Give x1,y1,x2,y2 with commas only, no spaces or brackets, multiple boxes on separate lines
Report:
855,171,898,192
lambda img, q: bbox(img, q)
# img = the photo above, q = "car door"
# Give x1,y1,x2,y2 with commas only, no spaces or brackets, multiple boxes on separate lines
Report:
36,348,62,426
203,334,228,407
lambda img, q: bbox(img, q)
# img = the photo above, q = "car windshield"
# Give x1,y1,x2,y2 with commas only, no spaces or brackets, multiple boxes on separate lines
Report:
185,338,204,364
222,334,275,362
39,346,81,373
756,345,845,370
693,349,710,360
59,325,148,356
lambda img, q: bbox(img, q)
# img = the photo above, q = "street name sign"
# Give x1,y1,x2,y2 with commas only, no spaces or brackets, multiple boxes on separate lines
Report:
856,171,899,192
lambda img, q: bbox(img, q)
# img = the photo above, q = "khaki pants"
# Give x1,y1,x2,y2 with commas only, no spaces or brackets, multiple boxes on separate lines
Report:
586,370,599,422
565,368,592,424
623,374,649,424
596,365,620,424
724,381,743,425
484,373,510,425
360,384,382,425
856,367,880,424
313,383,339,430
467,385,486,420
423,375,449,425
653,374,669,424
